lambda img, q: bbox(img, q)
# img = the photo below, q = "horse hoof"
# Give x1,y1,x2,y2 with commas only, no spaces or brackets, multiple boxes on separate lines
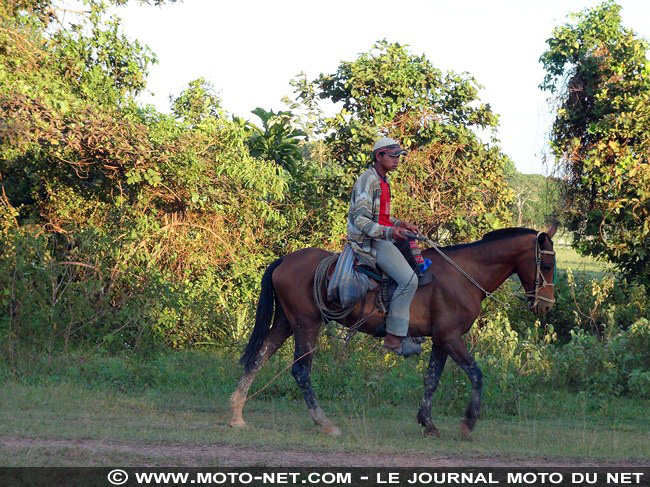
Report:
424,427,440,438
229,419,248,429
459,421,472,440
322,425,342,437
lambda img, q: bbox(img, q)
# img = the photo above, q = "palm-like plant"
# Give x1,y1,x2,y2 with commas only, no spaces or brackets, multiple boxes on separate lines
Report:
246,107,306,177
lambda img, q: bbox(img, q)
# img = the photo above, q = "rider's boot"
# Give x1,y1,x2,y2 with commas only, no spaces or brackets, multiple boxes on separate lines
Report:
416,270,434,286
383,333,422,357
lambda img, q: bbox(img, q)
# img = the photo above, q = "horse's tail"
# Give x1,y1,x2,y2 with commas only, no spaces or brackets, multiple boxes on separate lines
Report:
239,257,284,372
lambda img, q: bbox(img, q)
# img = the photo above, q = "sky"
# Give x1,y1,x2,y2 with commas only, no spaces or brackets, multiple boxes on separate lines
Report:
109,0,650,175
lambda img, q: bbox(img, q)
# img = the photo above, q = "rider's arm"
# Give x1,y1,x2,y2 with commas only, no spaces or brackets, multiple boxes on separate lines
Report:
353,204,395,240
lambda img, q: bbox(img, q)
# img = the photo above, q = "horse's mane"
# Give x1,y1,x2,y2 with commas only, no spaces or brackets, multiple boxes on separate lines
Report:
434,227,537,252
481,227,537,242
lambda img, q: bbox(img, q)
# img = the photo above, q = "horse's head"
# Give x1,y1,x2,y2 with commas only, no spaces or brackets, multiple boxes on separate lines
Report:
514,222,558,315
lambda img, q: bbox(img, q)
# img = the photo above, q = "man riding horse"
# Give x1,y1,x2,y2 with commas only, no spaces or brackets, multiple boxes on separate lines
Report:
347,137,433,356
230,134,558,438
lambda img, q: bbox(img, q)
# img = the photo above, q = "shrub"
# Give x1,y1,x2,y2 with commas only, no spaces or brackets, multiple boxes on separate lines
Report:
551,319,650,398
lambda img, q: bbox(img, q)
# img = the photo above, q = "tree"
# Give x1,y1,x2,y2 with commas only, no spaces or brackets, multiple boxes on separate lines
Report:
506,168,564,229
0,0,295,351
540,1,650,283
171,77,223,127
294,40,513,241
245,108,306,178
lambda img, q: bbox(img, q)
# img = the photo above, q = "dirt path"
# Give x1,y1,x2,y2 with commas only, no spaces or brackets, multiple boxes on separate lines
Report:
2,436,646,467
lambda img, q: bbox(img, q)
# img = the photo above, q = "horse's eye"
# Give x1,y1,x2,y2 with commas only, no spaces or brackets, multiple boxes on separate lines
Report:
542,265,552,272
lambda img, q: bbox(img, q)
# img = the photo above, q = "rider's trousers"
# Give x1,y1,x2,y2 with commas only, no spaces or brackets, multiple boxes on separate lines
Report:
375,239,418,337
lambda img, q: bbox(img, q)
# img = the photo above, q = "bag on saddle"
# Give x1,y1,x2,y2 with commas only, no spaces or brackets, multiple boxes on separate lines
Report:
326,244,370,308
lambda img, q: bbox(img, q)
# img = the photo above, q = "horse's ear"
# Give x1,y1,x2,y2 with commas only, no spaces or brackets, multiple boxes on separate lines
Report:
538,232,547,246
546,221,559,239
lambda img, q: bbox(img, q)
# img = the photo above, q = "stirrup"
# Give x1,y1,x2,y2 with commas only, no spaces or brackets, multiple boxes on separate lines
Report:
383,336,422,357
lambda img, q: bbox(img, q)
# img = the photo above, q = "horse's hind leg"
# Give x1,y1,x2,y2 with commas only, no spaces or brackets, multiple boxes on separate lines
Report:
229,310,292,428
417,343,448,437
291,321,341,436
445,337,483,440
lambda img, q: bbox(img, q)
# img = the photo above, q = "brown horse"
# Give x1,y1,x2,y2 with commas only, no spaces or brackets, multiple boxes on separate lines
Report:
230,224,558,438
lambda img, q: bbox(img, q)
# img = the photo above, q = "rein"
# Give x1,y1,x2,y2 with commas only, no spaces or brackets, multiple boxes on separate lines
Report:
422,237,510,307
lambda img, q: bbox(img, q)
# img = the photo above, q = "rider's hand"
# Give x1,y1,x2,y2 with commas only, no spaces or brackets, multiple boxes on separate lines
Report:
402,222,420,234
392,226,409,241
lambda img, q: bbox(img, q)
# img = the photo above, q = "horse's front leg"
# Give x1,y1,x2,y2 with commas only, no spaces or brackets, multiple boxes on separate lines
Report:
445,337,483,440
417,343,448,437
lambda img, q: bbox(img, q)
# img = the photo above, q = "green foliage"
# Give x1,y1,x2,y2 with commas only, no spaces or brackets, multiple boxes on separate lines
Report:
170,77,222,126
246,107,306,178
471,312,556,381
540,1,650,284
503,263,648,341
1,1,648,404
0,2,298,355
473,294,649,400
551,319,650,398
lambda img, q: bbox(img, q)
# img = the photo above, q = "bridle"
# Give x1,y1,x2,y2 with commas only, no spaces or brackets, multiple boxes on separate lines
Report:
523,231,556,309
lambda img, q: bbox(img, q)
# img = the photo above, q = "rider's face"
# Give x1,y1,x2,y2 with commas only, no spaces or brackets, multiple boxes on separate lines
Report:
377,151,401,173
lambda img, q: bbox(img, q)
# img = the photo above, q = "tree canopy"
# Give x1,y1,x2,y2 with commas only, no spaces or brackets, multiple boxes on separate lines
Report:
1,0,295,349
540,1,650,284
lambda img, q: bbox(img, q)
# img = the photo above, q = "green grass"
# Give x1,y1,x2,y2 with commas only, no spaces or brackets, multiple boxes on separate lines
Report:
554,242,609,279
1,351,648,466
551,231,613,279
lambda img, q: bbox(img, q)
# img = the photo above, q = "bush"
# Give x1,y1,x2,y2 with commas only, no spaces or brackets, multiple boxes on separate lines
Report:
551,319,650,398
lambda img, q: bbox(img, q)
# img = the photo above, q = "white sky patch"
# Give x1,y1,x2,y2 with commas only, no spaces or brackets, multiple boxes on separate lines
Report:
110,0,650,175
